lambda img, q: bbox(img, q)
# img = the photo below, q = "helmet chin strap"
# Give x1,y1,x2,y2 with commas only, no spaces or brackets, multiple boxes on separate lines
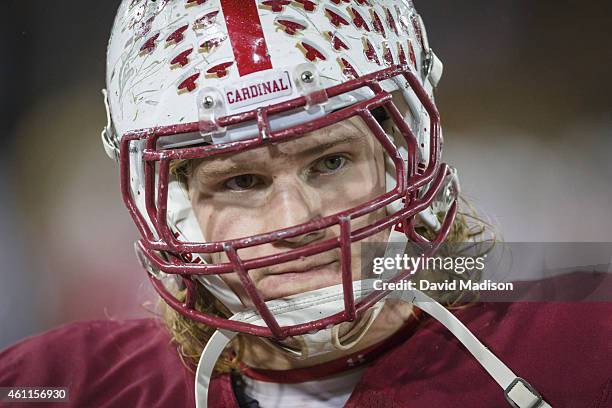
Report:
263,299,385,360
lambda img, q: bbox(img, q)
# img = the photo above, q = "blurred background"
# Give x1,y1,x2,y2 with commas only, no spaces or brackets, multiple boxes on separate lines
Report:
1,1,610,349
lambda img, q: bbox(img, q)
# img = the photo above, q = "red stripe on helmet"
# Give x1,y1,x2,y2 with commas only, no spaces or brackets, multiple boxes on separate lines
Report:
220,0,273,76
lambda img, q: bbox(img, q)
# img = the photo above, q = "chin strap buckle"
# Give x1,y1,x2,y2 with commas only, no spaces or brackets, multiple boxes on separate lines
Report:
504,377,544,408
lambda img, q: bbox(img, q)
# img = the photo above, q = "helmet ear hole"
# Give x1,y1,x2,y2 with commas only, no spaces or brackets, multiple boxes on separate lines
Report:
371,106,389,126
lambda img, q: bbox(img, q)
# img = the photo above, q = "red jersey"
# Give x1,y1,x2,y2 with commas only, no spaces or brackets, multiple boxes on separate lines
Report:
1,275,610,407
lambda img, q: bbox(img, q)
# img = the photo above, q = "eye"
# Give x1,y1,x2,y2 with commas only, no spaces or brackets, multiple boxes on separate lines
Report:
311,155,348,174
224,174,262,191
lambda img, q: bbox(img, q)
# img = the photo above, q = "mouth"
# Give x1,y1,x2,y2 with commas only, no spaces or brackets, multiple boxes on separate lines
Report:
257,260,342,300
268,260,338,276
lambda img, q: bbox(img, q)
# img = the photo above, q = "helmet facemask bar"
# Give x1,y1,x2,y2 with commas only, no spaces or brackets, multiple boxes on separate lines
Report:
119,65,457,339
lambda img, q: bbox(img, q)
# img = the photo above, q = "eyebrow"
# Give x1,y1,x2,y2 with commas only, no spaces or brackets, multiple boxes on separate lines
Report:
293,131,365,159
196,132,366,180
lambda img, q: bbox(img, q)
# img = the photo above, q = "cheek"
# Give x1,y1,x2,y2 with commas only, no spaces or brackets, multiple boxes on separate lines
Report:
191,200,258,305
191,193,270,243
317,156,386,215
353,139,387,200
349,145,392,261
365,151,386,199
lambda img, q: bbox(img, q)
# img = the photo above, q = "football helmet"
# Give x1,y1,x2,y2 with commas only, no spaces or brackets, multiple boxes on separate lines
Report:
103,2,551,407
103,0,457,338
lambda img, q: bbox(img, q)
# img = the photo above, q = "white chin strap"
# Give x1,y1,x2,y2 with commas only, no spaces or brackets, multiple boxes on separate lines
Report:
259,286,385,361
195,287,552,408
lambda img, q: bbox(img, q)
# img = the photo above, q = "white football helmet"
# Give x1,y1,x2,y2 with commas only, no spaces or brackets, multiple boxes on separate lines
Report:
102,2,550,407
103,0,456,335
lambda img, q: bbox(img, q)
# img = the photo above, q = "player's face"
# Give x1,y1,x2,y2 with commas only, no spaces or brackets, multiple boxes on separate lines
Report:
187,116,389,303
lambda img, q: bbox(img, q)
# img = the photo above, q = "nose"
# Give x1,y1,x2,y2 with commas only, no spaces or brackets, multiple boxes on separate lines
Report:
268,177,326,247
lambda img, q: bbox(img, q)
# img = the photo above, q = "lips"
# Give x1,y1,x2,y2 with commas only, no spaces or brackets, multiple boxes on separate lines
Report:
257,260,342,300
267,260,338,276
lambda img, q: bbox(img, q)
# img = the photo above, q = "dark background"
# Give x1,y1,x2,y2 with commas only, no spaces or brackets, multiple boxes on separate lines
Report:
1,1,611,348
